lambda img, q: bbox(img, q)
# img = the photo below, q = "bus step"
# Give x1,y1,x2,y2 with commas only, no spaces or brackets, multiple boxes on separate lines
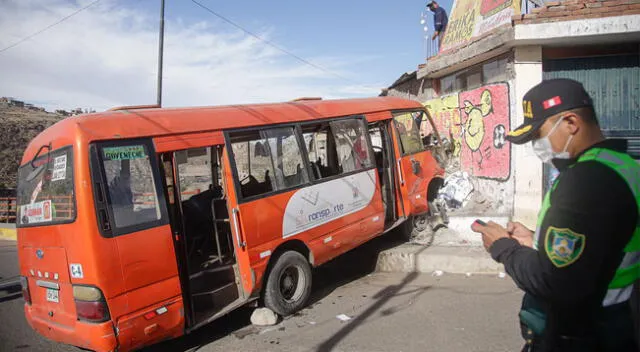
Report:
189,264,234,279
191,282,235,297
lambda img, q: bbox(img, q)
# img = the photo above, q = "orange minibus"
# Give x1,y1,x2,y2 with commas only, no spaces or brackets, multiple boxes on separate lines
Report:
16,97,448,351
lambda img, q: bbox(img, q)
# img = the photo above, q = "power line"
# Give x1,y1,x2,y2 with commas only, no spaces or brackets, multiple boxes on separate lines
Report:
0,0,101,55
191,0,376,90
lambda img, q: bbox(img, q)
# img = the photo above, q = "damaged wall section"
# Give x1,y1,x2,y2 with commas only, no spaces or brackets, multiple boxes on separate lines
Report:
423,82,516,217
386,54,517,219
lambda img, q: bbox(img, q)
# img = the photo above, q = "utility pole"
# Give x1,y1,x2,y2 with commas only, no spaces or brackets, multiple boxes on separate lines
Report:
157,0,165,107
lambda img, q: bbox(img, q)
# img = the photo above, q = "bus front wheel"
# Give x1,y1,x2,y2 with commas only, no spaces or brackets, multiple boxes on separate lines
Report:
263,251,312,316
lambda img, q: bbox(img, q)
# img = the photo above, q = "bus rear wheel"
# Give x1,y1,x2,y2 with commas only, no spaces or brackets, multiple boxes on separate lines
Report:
263,251,312,316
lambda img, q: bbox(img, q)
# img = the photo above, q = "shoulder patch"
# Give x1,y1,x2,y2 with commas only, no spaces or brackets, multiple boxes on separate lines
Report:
544,226,585,268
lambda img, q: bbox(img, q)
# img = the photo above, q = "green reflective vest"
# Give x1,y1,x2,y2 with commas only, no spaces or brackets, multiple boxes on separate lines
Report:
534,147,640,307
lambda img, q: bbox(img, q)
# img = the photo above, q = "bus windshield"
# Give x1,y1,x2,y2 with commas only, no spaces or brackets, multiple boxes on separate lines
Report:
16,146,75,227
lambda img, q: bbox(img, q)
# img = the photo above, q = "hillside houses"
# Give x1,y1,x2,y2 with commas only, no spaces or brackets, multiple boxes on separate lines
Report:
0,97,96,115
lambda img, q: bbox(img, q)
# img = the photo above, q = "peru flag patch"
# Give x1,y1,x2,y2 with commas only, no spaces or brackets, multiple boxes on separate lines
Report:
543,96,562,109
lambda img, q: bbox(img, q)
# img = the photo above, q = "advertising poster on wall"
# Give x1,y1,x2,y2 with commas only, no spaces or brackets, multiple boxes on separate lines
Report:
441,0,521,52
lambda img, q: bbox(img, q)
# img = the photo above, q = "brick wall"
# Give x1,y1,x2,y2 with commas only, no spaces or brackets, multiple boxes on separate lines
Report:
513,0,640,24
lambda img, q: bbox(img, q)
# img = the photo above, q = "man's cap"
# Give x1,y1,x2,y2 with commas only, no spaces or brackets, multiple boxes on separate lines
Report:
506,78,593,145
427,1,436,8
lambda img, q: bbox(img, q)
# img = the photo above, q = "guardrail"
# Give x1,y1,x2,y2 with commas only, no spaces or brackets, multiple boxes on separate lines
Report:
425,37,441,62
1,195,74,224
0,197,16,223
0,190,206,222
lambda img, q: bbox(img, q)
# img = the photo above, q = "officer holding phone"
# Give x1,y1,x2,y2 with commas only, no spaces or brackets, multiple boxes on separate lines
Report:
471,79,639,351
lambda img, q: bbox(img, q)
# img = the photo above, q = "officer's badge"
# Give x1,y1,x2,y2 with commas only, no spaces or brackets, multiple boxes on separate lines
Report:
544,227,585,268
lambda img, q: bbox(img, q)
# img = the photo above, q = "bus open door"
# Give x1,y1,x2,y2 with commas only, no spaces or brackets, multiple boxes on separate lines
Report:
155,140,251,334
390,110,446,235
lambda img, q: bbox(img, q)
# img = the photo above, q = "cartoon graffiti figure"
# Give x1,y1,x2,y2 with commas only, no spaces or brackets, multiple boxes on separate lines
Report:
464,103,485,151
463,89,494,165
463,90,493,150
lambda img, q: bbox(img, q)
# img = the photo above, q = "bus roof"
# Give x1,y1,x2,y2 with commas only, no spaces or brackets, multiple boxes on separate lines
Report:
22,97,422,163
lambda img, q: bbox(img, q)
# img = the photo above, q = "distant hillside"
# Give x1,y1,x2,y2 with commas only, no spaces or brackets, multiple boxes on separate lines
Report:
0,106,64,189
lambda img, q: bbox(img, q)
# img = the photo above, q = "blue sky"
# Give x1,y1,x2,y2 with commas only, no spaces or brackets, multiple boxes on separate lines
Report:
0,0,453,111
168,0,454,84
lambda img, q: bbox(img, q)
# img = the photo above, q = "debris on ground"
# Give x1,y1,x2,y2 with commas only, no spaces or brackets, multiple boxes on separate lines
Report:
498,272,506,279
437,171,475,210
432,270,444,277
251,307,279,326
336,314,352,322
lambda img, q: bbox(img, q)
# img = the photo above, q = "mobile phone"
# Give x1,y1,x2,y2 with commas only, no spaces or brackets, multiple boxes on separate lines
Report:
474,219,487,226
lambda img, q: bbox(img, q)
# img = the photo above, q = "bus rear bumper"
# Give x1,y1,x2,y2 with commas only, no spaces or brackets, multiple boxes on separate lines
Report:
25,304,118,352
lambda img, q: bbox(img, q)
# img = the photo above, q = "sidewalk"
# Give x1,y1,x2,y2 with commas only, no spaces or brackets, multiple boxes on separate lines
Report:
375,216,508,275
376,244,504,274
0,224,16,241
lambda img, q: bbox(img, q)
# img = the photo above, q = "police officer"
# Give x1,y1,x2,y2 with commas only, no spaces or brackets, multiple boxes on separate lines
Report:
471,78,639,351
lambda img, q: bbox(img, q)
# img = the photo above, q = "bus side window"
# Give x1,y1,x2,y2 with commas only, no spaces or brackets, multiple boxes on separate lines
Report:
230,127,308,199
330,119,374,174
100,144,163,230
302,118,374,180
393,112,426,155
302,123,340,180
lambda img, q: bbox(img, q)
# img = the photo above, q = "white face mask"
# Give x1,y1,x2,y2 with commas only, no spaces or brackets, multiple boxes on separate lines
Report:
532,117,574,164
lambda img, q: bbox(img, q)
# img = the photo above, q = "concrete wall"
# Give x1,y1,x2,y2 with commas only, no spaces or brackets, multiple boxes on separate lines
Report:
388,54,524,245
512,46,543,229
421,81,517,217
385,76,435,103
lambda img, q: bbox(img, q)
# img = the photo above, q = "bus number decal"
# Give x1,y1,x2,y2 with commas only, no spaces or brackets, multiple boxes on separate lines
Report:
70,264,84,279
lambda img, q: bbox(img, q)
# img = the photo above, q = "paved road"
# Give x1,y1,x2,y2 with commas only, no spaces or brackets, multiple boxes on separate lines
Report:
0,236,525,352
143,273,523,352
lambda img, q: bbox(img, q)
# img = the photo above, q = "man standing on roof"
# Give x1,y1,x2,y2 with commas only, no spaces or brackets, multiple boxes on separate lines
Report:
427,1,448,51
471,78,639,351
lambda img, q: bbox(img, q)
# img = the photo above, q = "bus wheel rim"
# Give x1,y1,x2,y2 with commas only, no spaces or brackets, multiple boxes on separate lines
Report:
279,266,305,303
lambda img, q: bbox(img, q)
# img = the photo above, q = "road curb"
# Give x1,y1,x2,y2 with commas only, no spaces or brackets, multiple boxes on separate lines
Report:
0,228,17,241
375,244,505,274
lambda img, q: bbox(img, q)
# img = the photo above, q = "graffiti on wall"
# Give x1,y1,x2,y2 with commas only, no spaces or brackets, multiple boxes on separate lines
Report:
441,0,521,52
423,83,510,181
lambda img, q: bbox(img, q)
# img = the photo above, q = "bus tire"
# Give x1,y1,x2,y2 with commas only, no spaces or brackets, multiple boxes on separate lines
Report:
263,251,312,316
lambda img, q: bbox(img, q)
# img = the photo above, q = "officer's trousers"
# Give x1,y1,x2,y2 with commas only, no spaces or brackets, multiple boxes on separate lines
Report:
520,299,638,352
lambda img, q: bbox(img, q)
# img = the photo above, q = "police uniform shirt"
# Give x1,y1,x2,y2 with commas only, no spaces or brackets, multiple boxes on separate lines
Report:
489,139,638,336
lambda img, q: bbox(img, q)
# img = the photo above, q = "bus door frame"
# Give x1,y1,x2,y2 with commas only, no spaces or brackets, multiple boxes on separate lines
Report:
154,134,252,333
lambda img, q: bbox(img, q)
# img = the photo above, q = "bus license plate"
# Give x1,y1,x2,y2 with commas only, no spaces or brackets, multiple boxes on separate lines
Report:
46,288,59,303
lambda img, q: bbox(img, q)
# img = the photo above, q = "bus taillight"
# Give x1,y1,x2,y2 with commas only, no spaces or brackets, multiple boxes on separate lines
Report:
20,276,31,305
73,285,110,323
